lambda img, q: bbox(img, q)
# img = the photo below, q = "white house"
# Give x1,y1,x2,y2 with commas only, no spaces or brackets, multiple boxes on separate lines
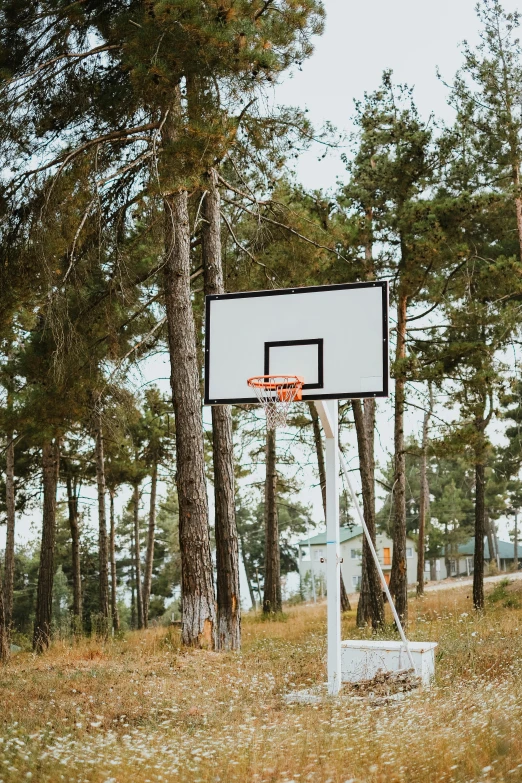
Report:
432,537,519,580
298,525,418,595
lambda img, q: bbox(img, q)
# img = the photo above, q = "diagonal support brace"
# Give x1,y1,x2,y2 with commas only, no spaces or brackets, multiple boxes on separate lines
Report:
338,448,417,676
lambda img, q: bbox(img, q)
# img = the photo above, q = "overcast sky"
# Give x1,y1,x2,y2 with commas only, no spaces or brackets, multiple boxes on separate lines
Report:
276,0,520,191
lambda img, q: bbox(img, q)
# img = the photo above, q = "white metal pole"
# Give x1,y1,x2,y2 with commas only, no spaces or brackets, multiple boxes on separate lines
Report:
338,448,417,676
324,399,341,695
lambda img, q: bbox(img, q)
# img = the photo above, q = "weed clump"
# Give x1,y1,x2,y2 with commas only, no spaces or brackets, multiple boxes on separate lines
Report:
487,578,521,608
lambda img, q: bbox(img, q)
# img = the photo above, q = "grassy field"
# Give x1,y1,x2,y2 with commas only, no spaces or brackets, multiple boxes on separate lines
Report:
1,580,522,783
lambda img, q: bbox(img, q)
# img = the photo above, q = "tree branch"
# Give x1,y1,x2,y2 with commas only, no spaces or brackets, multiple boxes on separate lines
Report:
12,122,159,185
3,44,120,86
220,209,274,282
222,197,351,263
254,0,275,20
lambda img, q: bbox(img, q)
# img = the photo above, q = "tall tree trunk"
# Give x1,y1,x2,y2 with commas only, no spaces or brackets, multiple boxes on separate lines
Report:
492,519,501,570
65,472,82,624
4,430,15,637
0,565,8,664
163,181,216,648
473,459,486,610
263,429,281,614
354,212,383,625
239,533,256,611
95,412,110,623
485,510,495,566
202,168,241,650
130,561,136,630
514,511,519,571
444,522,450,580
417,386,433,596
133,482,144,630
255,568,262,608
33,440,59,653
309,402,350,610
340,572,351,613
143,463,157,628
309,403,327,514
390,286,408,624
109,490,120,632
353,399,385,628
511,164,522,261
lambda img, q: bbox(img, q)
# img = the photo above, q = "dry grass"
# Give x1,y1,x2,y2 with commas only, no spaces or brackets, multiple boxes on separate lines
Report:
2,581,522,782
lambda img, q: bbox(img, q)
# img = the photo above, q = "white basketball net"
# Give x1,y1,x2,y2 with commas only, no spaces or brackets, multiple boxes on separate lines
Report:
248,375,303,430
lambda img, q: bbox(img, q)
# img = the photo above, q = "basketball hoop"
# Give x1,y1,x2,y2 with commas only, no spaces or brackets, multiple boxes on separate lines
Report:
247,375,304,429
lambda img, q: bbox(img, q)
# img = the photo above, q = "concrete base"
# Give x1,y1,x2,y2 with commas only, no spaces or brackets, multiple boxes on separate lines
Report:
341,640,437,687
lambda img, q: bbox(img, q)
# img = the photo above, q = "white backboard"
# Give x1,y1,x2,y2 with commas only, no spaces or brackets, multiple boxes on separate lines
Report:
204,282,389,404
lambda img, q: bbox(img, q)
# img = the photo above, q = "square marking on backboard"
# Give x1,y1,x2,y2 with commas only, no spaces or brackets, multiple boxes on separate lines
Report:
264,339,323,389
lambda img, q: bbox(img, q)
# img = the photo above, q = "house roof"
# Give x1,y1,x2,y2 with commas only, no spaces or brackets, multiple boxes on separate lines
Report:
298,525,363,547
298,526,416,548
457,537,516,559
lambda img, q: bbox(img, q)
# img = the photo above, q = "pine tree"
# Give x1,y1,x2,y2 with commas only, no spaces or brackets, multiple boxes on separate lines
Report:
202,169,241,649
449,0,522,259
140,388,175,627
343,73,443,624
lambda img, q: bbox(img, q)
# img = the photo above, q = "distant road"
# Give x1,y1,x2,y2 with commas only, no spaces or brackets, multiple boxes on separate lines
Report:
344,571,522,604
423,571,522,593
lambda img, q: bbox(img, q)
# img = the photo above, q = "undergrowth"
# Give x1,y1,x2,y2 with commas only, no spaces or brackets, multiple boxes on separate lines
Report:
1,579,522,782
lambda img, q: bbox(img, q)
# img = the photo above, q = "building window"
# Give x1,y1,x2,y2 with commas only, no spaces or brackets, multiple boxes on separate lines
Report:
350,548,361,559
314,548,323,562
424,561,430,572
383,547,391,566
352,575,361,587
406,547,413,558
301,547,310,562
450,559,457,576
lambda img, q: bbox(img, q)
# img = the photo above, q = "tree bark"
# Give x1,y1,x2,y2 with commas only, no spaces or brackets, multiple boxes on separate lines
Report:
202,168,241,650
65,472,82,624
514,511,519,570
485,510,495,565
143,463,157,628
130,561,136,630
340,573,351,612
33,440,59,652
0,566,8,663
239,533,257,611
309,402,327,515
95,412,110,622
109,490,120,632
417,387,433,596
390,286,408,624
492,518,501,570
163,183,216,647
511,164,522,262
133,482,144,629
444,523,450,581
473,460,486,610
4,431,15,637
353,399,385,628
263,429,281,614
